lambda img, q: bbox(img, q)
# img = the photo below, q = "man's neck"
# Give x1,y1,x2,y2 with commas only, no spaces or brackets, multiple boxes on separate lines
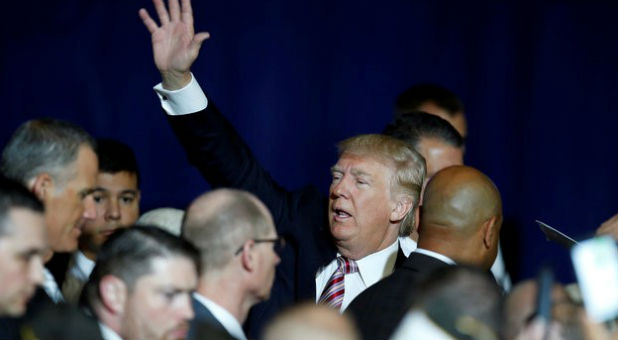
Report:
196,275,252,324
337,233,399,260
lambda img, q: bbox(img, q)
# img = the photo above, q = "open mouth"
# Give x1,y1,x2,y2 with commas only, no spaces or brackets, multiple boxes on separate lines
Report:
332,207,352,221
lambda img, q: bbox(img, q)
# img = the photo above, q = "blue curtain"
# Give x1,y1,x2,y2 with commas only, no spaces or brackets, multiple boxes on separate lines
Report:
1,0,616,282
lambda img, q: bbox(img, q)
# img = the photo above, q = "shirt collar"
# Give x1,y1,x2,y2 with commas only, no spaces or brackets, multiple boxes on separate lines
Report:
192,293,247,340
42,267,64,303
355,240,399,287
74,251,96,280
414,248,456,265
98,322,123,340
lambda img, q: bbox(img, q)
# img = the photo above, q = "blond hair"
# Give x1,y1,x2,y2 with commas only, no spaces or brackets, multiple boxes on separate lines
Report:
337,134,426,236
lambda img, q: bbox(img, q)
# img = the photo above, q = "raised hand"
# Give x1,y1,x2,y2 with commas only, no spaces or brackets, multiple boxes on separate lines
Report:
139,0,210,90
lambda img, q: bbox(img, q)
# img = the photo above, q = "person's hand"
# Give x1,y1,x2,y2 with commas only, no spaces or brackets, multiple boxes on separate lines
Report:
514,317,564,340
139,0,210,90
596,213,618,241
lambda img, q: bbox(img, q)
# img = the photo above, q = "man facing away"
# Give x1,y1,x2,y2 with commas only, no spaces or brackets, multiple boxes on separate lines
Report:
138,0,426,335
83,226,199,340
347,165,503,340
63,138,141,304
182,189,281,340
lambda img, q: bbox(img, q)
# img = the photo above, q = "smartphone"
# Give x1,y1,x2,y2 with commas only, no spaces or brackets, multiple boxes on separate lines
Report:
571,236,618,322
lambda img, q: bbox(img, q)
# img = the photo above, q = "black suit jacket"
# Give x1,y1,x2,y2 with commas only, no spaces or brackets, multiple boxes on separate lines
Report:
168,103,337,338
346,252,451,340
188,296,236,340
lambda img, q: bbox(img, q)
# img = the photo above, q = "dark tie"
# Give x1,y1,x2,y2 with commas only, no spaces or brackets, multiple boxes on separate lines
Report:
318,256,358,309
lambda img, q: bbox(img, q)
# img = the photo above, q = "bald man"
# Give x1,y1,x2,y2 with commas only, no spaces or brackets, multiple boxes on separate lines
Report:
347,165,503,340
262,303,360,340
182,189,281,340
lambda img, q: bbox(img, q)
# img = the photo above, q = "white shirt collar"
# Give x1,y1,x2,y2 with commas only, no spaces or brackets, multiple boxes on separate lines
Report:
355,239,400,287
192,293,247,340
70,251,96,281
99,322,123,340
398,236,418,257
42,267,64,303
413,248,456,265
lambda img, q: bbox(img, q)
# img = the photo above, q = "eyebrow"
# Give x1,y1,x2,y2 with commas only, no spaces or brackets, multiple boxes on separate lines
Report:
119,189,139,195
350,168,372,178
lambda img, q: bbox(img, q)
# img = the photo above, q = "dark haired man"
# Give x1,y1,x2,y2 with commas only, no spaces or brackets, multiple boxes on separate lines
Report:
394,83,467,139
84,226,199,340
0,177,47,317
63,139,141,304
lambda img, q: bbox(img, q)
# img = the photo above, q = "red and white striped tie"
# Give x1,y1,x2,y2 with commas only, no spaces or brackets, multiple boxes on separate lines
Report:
318,256,358,309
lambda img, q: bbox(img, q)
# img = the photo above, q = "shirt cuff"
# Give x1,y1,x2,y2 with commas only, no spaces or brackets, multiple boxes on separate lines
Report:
153,73,209,115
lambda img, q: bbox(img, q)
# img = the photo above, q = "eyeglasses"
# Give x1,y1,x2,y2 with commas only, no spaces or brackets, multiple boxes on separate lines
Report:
234,236,286,255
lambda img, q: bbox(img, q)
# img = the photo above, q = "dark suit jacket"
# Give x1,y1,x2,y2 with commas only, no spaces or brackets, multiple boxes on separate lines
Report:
188,296,236,340
168,103,337,338
346,252,451,340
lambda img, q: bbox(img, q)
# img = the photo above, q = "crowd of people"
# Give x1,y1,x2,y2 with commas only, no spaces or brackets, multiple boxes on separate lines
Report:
0,0,616,339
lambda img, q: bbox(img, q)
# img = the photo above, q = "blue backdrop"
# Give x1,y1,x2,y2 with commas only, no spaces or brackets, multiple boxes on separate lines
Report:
1,0,616,283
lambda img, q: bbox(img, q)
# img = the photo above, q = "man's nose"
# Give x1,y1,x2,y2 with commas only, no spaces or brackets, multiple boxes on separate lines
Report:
83,195,97,220
106,199,121,221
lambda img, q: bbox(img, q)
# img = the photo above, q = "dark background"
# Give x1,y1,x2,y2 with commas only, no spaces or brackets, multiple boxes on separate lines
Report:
1,0,616,283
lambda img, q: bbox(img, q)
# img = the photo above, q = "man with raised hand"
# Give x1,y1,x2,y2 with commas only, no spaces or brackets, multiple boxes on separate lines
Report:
139,0,425,336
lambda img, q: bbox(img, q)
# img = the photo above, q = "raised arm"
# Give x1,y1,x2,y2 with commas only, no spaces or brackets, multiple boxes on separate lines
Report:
139,0,210,90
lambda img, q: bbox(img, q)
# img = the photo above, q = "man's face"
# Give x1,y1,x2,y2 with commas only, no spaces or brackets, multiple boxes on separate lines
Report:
122,256,197,340
329,153,398,258
417,101,467,139
81,171,140,255
0,208,47,316
417,137,464,198
254,227,281,301
44,144,98,252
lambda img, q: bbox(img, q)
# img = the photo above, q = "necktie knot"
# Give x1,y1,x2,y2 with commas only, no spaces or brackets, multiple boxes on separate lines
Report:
337,256,358,275
318,256,358,309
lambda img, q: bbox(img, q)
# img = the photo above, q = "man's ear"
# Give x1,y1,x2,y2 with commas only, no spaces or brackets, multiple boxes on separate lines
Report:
99,275,128,315
240,240,256,272
390,195,413,223
482,215,499,250
30,173,54,201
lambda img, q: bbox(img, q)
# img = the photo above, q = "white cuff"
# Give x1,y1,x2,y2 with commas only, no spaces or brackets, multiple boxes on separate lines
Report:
153,73,208,115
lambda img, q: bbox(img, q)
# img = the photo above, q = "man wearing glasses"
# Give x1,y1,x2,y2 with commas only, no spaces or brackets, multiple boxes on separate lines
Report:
181,189,281,340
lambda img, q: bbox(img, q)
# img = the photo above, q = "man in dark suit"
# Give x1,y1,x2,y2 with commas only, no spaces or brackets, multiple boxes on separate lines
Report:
347,165,503,340
84,226,199,340
138,0,426,337
0,177,47,339
1,119,99,306
181,189,281,340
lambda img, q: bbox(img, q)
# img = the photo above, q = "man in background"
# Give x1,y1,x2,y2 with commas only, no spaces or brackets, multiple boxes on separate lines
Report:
63,138,140,304
182,189,281,339
394,83,468,139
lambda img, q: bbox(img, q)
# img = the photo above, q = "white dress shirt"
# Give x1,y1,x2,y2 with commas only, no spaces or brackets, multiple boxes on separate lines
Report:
42,267,64,303
413,248,456,265
99,322,123,340
398,236,418,257
154,73,208,116
315,240,399,311
69,250,96,282
192,293,247,340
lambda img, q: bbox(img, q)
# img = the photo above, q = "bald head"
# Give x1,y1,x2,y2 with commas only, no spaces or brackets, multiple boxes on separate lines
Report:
263,303,360,340
182,189,274,272
419,166,502,268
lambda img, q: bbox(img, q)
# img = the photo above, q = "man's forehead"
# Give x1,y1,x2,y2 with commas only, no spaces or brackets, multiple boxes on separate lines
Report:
136,256,197,287
334,153,392,174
